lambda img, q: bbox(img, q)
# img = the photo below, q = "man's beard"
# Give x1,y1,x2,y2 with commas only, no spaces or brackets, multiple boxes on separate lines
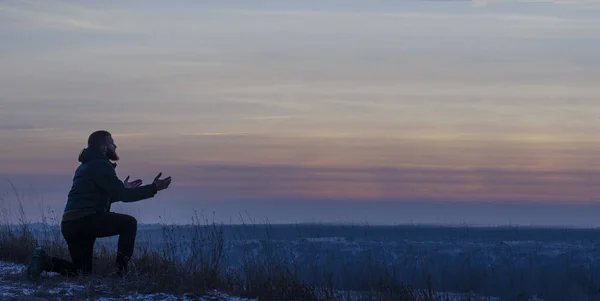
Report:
106,149,120,161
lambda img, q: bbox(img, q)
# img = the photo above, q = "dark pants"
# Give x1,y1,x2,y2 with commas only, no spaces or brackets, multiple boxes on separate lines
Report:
48,212,138,276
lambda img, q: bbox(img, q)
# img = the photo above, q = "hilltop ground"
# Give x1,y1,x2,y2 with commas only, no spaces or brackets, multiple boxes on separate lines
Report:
0,261,254,301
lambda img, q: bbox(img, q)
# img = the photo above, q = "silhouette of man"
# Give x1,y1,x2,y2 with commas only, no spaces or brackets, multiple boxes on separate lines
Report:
26,130,172,279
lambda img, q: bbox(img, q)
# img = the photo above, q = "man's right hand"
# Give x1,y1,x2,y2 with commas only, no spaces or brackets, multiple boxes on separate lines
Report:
153,172,172,191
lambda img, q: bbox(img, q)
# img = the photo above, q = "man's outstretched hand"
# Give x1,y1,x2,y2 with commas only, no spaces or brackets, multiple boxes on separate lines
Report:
124,176,143,188
153,172,172,191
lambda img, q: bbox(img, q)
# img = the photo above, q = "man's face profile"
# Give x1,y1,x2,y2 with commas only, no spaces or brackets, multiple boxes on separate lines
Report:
104,136,119,161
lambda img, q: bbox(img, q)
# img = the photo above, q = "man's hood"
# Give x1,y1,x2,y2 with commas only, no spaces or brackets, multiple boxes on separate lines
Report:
78,147,117,167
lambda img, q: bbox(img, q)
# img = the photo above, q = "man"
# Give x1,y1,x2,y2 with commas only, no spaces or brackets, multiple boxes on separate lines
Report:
26,130,172,279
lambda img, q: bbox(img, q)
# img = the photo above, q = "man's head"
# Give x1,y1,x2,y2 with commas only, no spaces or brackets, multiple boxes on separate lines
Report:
88,130,119,161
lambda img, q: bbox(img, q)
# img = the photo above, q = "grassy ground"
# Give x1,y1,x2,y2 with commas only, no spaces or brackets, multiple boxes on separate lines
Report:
0,222,496,300
0,189,493,301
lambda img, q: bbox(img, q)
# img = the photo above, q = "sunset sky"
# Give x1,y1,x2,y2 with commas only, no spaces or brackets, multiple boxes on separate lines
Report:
1,0,600,226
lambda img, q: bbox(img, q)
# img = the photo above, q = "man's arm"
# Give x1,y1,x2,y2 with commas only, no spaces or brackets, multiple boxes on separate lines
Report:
93,162,157,203
110,177,143,203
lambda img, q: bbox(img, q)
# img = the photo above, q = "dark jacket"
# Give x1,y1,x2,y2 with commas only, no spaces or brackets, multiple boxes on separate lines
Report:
62,147,157,222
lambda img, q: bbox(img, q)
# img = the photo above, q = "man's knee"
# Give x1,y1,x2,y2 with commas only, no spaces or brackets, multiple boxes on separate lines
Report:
114,213,137,233
121,214,137,231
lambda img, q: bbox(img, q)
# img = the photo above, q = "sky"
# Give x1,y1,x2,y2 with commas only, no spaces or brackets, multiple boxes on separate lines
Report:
1,0,600,226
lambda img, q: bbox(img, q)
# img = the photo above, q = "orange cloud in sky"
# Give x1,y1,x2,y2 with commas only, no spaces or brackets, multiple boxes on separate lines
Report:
3,128,600,203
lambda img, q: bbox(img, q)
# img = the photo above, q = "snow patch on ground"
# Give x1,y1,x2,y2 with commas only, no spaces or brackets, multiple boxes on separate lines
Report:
0,261,256,301
46,282,86,296
0,261,26,275
1,285,35,298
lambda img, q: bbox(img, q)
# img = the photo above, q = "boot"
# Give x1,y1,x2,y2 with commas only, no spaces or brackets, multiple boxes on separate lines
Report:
26,247,51,280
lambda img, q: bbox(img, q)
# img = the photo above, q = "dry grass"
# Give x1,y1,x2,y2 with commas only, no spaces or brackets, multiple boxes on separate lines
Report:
0,188,486,301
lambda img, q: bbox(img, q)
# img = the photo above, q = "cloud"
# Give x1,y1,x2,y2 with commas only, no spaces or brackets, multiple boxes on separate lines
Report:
4,169,600,226
183,164,600,203
185,132,251,137
245,115,303,121
2,0,597,37
474,0,600,10
0,0,136,33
